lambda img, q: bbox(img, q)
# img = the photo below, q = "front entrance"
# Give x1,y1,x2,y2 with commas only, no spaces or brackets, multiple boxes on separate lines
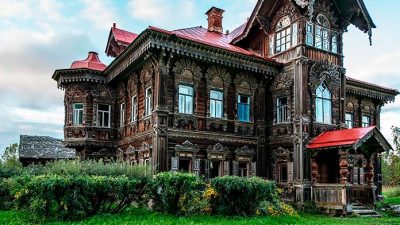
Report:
210,161,221,178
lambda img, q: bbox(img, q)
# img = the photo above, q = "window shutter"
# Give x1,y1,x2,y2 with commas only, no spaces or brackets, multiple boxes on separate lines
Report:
250,162,257,177
292,23,298,46
268,34,274,56
171,157,179,172
223,161,230,176
204,160,210,180
306,22,314,46
288,162,293,181
193,159,201,176
232,161,239,176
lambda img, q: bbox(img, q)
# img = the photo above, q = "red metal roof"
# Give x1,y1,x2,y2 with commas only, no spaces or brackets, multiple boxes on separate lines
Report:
111,26,138,45
70,52,106,71
307,126,376,149
148,26,270,60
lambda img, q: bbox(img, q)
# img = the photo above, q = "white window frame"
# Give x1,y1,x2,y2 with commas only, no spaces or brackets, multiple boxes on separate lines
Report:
145,87,152,117
72,103,84,126
210,89,223,118
362,115,370,127
178,85,194,114
315,83,332,124
276,97,288,123
345,113,354,129
131,95,137,122
97,104,111,128
120,102,125,127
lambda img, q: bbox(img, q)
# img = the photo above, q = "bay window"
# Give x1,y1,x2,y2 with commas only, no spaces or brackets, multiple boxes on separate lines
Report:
315,83,332,124
178,85,194,114
97,104,111,128
73,103,84,126
305,14,339,54
210,90,223,118
238,95,250,122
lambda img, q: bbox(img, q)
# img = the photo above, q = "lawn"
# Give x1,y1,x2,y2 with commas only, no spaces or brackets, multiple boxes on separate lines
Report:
0,207,399,225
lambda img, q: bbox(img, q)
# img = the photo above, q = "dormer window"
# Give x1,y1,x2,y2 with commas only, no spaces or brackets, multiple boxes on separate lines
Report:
275,16,291,54
269,16,298,56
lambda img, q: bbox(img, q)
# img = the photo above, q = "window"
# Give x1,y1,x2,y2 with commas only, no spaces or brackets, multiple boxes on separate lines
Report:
315,83,332,124
315,14,330,51
362,115,370,127
277,97,288,123
73,103,84,126
279,163,288,183
145,87,152,116
178,85,193,114
131,96,137,122
345,113,354,129
275,16,291,53
331,32,338,54
238,95,250,122
210,90,223,118
306,22,314,46
120,102,125,127
97,104,111,128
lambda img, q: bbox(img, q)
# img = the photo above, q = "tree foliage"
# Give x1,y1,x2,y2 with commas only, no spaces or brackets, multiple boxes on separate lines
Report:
382,126,400,185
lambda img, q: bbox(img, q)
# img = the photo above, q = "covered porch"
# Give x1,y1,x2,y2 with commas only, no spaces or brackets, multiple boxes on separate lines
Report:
307,126,392,214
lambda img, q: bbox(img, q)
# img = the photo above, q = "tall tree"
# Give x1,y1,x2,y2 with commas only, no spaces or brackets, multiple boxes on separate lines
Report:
1,143,18,164
382,127,400,185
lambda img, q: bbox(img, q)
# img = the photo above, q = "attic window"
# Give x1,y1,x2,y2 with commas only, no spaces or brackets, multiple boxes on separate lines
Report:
269,16,298,56
306,14,338,54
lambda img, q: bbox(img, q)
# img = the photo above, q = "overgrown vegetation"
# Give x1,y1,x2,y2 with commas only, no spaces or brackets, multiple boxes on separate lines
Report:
0,160,293,221
382,127,400,185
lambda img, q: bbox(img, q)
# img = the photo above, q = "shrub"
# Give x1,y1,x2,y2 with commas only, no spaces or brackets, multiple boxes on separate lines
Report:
210,176,278,216
14,175,148,220
257,201,298,217
149,172,206,215
0,162,23,178
384,186,400,198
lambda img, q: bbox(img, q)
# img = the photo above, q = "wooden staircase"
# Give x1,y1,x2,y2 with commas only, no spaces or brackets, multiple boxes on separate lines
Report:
351,202,381,217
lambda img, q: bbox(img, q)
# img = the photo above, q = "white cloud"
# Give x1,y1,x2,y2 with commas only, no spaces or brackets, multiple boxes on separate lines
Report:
79,0,118,30
127,0,196,28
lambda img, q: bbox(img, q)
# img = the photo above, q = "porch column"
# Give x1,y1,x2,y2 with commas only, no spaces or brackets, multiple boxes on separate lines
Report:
366,154,375,185
311,158,319,184
339,149,349,184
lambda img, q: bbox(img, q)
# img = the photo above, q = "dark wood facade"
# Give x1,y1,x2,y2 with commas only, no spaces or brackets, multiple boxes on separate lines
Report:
53,0,398,212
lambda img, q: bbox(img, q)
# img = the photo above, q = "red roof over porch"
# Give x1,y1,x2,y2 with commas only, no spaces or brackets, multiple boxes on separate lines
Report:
307,126,391,151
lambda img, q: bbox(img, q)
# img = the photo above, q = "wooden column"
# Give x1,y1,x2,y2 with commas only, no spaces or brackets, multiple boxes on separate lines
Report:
311,158,319,184
339,149,349,184
366,154,375,185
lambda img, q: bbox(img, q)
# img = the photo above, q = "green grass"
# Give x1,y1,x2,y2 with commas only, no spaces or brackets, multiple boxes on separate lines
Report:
0,208,399,225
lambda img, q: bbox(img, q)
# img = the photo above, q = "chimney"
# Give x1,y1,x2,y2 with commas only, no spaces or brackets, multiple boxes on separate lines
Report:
206,7,225,33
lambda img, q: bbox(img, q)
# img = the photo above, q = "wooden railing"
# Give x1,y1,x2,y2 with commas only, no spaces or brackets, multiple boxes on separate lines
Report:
312,184,351,212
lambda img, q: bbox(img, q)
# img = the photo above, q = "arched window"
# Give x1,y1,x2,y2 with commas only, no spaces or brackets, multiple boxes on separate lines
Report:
315,83,331,124
275,16,292,53
315,14,330,51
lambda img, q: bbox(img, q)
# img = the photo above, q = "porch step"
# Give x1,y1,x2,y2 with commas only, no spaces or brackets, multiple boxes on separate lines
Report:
352,203,381,218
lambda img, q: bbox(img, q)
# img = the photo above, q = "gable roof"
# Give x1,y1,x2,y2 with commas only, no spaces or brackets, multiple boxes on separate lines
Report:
232,0,376,44
307,126,392,152
19,135,76,159
105,24,139,57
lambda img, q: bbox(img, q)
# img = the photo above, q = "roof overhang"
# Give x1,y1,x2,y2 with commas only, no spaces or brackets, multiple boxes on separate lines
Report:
307,126,392,153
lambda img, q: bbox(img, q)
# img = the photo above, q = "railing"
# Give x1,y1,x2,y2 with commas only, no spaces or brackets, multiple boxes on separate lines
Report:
312,183,351,211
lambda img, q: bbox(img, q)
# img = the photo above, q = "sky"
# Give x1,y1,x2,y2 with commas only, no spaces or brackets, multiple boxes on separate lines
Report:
0,0,399,155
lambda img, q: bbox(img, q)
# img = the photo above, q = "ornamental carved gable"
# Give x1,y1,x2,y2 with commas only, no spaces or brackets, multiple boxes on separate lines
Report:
309,60,342,91
271,1,301,29
206,66,230,88
172,59,202,85
311,1,339,28
271,72,294,91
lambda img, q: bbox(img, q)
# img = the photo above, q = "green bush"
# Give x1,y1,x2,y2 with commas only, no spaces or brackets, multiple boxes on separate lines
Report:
149,172,206,215
257,201,298,217
14,175,148,220
0,162,23,178
210,176,278,216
